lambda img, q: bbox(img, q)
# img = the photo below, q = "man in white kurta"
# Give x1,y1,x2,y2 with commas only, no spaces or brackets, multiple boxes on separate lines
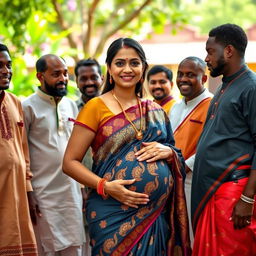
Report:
169,57,212,245
22,54,85,256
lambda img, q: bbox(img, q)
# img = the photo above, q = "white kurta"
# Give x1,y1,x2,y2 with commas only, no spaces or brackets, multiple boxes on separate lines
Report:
22,89,85,253
169,88,212,245
170,89,212,170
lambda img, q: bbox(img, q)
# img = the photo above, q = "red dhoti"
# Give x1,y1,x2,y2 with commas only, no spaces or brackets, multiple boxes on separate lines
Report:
192,178,256,256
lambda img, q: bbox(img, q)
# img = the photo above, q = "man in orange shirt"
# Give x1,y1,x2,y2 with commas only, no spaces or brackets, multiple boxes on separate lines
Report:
169,56,212,245
0,43,37,256
147,65,176,115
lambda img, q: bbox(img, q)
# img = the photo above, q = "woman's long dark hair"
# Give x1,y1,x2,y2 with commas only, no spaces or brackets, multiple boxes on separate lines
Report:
102,38,149,98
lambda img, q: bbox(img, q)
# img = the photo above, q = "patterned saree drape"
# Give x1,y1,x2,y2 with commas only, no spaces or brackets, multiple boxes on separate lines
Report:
84,100,190,256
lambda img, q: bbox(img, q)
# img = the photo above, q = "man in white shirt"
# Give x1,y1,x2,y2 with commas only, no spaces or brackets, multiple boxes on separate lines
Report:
169,56,212,245
22,54,85,256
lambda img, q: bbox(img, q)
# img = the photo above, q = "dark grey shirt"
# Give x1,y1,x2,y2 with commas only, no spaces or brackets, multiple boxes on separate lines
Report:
76,98,93,170
192,65,256,228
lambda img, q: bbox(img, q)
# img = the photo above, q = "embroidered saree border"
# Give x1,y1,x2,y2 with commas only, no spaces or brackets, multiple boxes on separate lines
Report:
111,204,165,256
167,151,192,256
93,101,161,152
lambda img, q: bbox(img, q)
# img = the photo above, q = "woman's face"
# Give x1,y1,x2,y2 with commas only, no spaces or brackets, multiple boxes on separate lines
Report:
108,47,144,90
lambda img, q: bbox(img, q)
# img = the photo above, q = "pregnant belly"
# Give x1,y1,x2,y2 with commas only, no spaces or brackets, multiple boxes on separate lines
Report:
86,158,172,218
114,159,172,202
86,159,172,246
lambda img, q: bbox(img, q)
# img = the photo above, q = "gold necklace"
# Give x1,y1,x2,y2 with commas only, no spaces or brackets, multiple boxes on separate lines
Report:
112,90,143,140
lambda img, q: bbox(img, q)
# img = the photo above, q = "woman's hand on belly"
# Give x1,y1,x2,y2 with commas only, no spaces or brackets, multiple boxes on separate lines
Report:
104,179,149,208
135,141,173,163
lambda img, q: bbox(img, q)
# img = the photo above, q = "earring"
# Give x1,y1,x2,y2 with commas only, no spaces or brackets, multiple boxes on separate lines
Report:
109,76,113,84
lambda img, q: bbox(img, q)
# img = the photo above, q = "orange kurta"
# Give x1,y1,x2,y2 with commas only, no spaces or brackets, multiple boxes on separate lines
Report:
155,95,176,115
0,91,37,256
174,97,211,160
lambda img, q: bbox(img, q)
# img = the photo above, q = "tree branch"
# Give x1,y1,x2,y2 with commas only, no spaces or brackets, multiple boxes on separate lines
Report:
79,0,87,50
83,0,101,57
101,2,130,33
93,0,152,57
51,0,78,60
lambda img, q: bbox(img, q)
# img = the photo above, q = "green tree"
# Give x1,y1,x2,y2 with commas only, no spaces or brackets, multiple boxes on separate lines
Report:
0,9,76,96
0,0,188,96
0,0,188,59
0,0,49,52
182,0,256,34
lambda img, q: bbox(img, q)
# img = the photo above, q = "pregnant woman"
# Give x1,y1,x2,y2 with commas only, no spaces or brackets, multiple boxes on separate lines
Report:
63,38,191,255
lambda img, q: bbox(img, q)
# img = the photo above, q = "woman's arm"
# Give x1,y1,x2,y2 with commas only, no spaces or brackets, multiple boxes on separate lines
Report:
63,125,99,188
63,125,149,208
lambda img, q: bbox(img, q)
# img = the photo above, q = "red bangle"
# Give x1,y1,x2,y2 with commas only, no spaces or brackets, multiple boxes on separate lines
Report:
97,178,107,198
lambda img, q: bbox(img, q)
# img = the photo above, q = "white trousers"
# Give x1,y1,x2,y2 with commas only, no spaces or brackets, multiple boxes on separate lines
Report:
184,171,194,247
34,224,84,256
82,227,91,256
44,246,82,256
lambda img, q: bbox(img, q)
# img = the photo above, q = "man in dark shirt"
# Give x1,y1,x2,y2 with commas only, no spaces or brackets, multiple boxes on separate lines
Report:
75,58,103,110
74,58,103,256
74,58,103,170
191,24,256,255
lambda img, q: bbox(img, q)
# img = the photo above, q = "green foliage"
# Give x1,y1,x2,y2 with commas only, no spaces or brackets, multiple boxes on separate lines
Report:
50,0,189,57
1,10,71,96
0,0,189,97
0,0,51,52
184,0,256,34
10,57,37,98
2,0,256,98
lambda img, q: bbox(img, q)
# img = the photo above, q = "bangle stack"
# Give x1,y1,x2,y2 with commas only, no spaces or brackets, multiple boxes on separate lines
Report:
97,178,108,199
240,194,255,205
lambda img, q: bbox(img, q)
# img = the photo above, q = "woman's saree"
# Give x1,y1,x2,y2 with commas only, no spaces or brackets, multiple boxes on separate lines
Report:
77,99,191,256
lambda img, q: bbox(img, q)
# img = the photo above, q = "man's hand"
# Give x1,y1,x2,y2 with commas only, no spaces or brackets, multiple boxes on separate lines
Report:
81,187,88,212
231,199,254,229
27,191,42,225
185,164,192,173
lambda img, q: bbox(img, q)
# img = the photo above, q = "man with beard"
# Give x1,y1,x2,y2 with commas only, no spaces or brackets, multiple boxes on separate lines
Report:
147,65,175,114
191,24,256,256
169,56,212,246
22,54,85,256
0,43,38,255
74,58,103,255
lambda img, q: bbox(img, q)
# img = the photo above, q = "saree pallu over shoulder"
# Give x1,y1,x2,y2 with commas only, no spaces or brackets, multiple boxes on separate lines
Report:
83,100,190,255
91,100,162,161
167,152,192,256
